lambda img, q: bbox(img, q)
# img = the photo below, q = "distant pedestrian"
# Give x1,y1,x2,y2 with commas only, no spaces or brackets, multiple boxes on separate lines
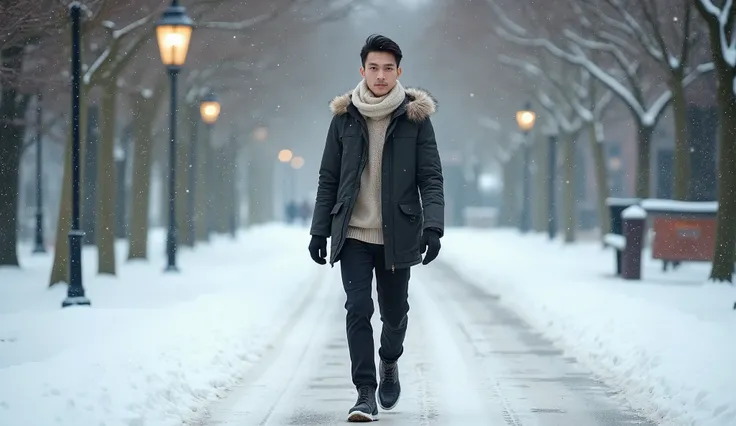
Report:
299,200,312,225
308,34,445,422
286,200,298,224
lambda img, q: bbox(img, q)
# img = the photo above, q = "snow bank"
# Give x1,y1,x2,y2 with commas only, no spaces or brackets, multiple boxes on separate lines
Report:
441,229,736,426
0,224,319,426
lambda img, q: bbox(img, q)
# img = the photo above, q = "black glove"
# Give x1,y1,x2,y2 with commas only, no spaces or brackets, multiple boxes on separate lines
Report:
420,229,441,265
308,235,328,265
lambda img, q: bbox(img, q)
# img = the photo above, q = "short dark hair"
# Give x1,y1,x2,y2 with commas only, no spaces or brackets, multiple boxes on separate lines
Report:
360,34,403,67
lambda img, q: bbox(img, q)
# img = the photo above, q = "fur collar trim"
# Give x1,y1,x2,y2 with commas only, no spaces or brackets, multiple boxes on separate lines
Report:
329,87,437,122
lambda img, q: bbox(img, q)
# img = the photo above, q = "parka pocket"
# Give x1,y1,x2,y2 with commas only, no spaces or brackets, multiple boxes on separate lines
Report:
330,201,347,242
399,203,422,223
395,202,423,257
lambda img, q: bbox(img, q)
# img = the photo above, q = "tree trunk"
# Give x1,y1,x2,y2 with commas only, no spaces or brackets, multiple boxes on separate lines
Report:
83,105,99,246
96,80,117,275
533,133,549,232
182,103,198,247
671,81,691,200
226,141,238,235
50,91,88,286
0,47,27,267
231,146,241,235
589,122,611,236
498,157,511,227
175,105,190,247
561,131,577,243
127,96,156,260
246,140,276,225
510,147,523,228
195,124,210,242
216,146,230,233
635,124,654,198
709,73,736,282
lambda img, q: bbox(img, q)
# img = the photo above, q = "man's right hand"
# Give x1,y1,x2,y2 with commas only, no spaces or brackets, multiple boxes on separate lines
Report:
308,235,328,265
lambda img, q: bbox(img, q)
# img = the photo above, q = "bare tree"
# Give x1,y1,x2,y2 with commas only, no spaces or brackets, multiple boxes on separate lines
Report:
501,55,614,240
46,0,365,285
693,0,736,283
572,0,712,200
488,0,713,198
0,0,79,267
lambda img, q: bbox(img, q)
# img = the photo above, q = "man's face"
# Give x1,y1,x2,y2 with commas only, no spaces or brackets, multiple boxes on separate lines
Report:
360,51,402,96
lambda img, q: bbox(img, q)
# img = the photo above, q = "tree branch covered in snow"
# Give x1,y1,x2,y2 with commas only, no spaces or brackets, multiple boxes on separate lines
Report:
487,0,712,127
81,0,362,89
498,49,613,136
695,0,736,67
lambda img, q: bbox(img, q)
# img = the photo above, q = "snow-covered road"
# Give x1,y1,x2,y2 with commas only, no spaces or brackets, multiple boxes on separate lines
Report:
197,262,654,425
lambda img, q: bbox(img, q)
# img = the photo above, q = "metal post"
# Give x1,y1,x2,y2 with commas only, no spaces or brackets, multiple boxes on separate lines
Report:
165,67,179,272
33,91,46,254
63,3,90,308
188,116,198,246
520,133,531,233
228,131,237,238
548,134,557,240
207,124,215,235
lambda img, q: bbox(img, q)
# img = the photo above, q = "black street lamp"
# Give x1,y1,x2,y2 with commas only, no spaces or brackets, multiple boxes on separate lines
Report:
516,102,537,233
228,129,237,238
33,90,46,254
155,0,194,272
547,133,558,240
62,3,90,308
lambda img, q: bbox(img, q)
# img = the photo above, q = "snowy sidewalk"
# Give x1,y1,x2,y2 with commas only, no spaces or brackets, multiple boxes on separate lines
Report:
0,224,319,426
440,228,736,426
201,257,653,425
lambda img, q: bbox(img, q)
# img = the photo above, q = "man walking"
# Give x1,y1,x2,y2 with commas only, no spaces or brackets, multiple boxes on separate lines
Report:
308,34,444,422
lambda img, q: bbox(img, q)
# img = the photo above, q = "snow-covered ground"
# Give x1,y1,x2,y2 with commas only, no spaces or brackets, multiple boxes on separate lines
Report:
3,224,734,426
0,225,319,426
441,228,736,426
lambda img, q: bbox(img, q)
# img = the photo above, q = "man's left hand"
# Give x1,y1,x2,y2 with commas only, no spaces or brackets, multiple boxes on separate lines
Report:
420,229,441,265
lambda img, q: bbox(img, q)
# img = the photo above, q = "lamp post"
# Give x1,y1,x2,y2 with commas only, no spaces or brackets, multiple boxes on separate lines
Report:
62,3,90,308
227,128,238,238
199,92,220,237
33,90,45,254
155,0,193,272
547,132,558,240
516,102,536,233
279,148,294,200
290,155,304,201
278,149,294,222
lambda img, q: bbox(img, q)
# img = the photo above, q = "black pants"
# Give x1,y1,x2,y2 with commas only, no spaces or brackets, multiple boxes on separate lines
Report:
339,238,410,389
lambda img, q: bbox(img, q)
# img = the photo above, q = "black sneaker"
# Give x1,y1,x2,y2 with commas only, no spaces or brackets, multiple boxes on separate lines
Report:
347,386,378,422
378,359,400,410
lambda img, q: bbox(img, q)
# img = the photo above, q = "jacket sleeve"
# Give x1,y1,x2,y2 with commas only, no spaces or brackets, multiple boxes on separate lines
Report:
310,116,342,237
416,118,445,237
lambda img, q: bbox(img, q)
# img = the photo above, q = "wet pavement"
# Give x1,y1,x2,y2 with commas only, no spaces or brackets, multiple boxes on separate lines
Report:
197,263,658,425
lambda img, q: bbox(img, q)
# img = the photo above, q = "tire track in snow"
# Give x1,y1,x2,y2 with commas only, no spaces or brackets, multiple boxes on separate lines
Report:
418,261,656,426
412,266,524,426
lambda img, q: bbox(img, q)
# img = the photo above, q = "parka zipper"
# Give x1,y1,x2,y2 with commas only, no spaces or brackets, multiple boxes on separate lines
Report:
385,114,401,275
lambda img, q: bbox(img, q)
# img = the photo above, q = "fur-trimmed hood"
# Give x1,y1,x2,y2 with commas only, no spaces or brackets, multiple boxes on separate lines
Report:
329,87,437,122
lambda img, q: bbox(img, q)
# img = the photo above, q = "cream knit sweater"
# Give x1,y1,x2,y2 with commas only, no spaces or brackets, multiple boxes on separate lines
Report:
346,80,406,245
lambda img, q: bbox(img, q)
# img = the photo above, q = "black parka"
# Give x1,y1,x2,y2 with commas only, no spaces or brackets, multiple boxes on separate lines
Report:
309,87,445,270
